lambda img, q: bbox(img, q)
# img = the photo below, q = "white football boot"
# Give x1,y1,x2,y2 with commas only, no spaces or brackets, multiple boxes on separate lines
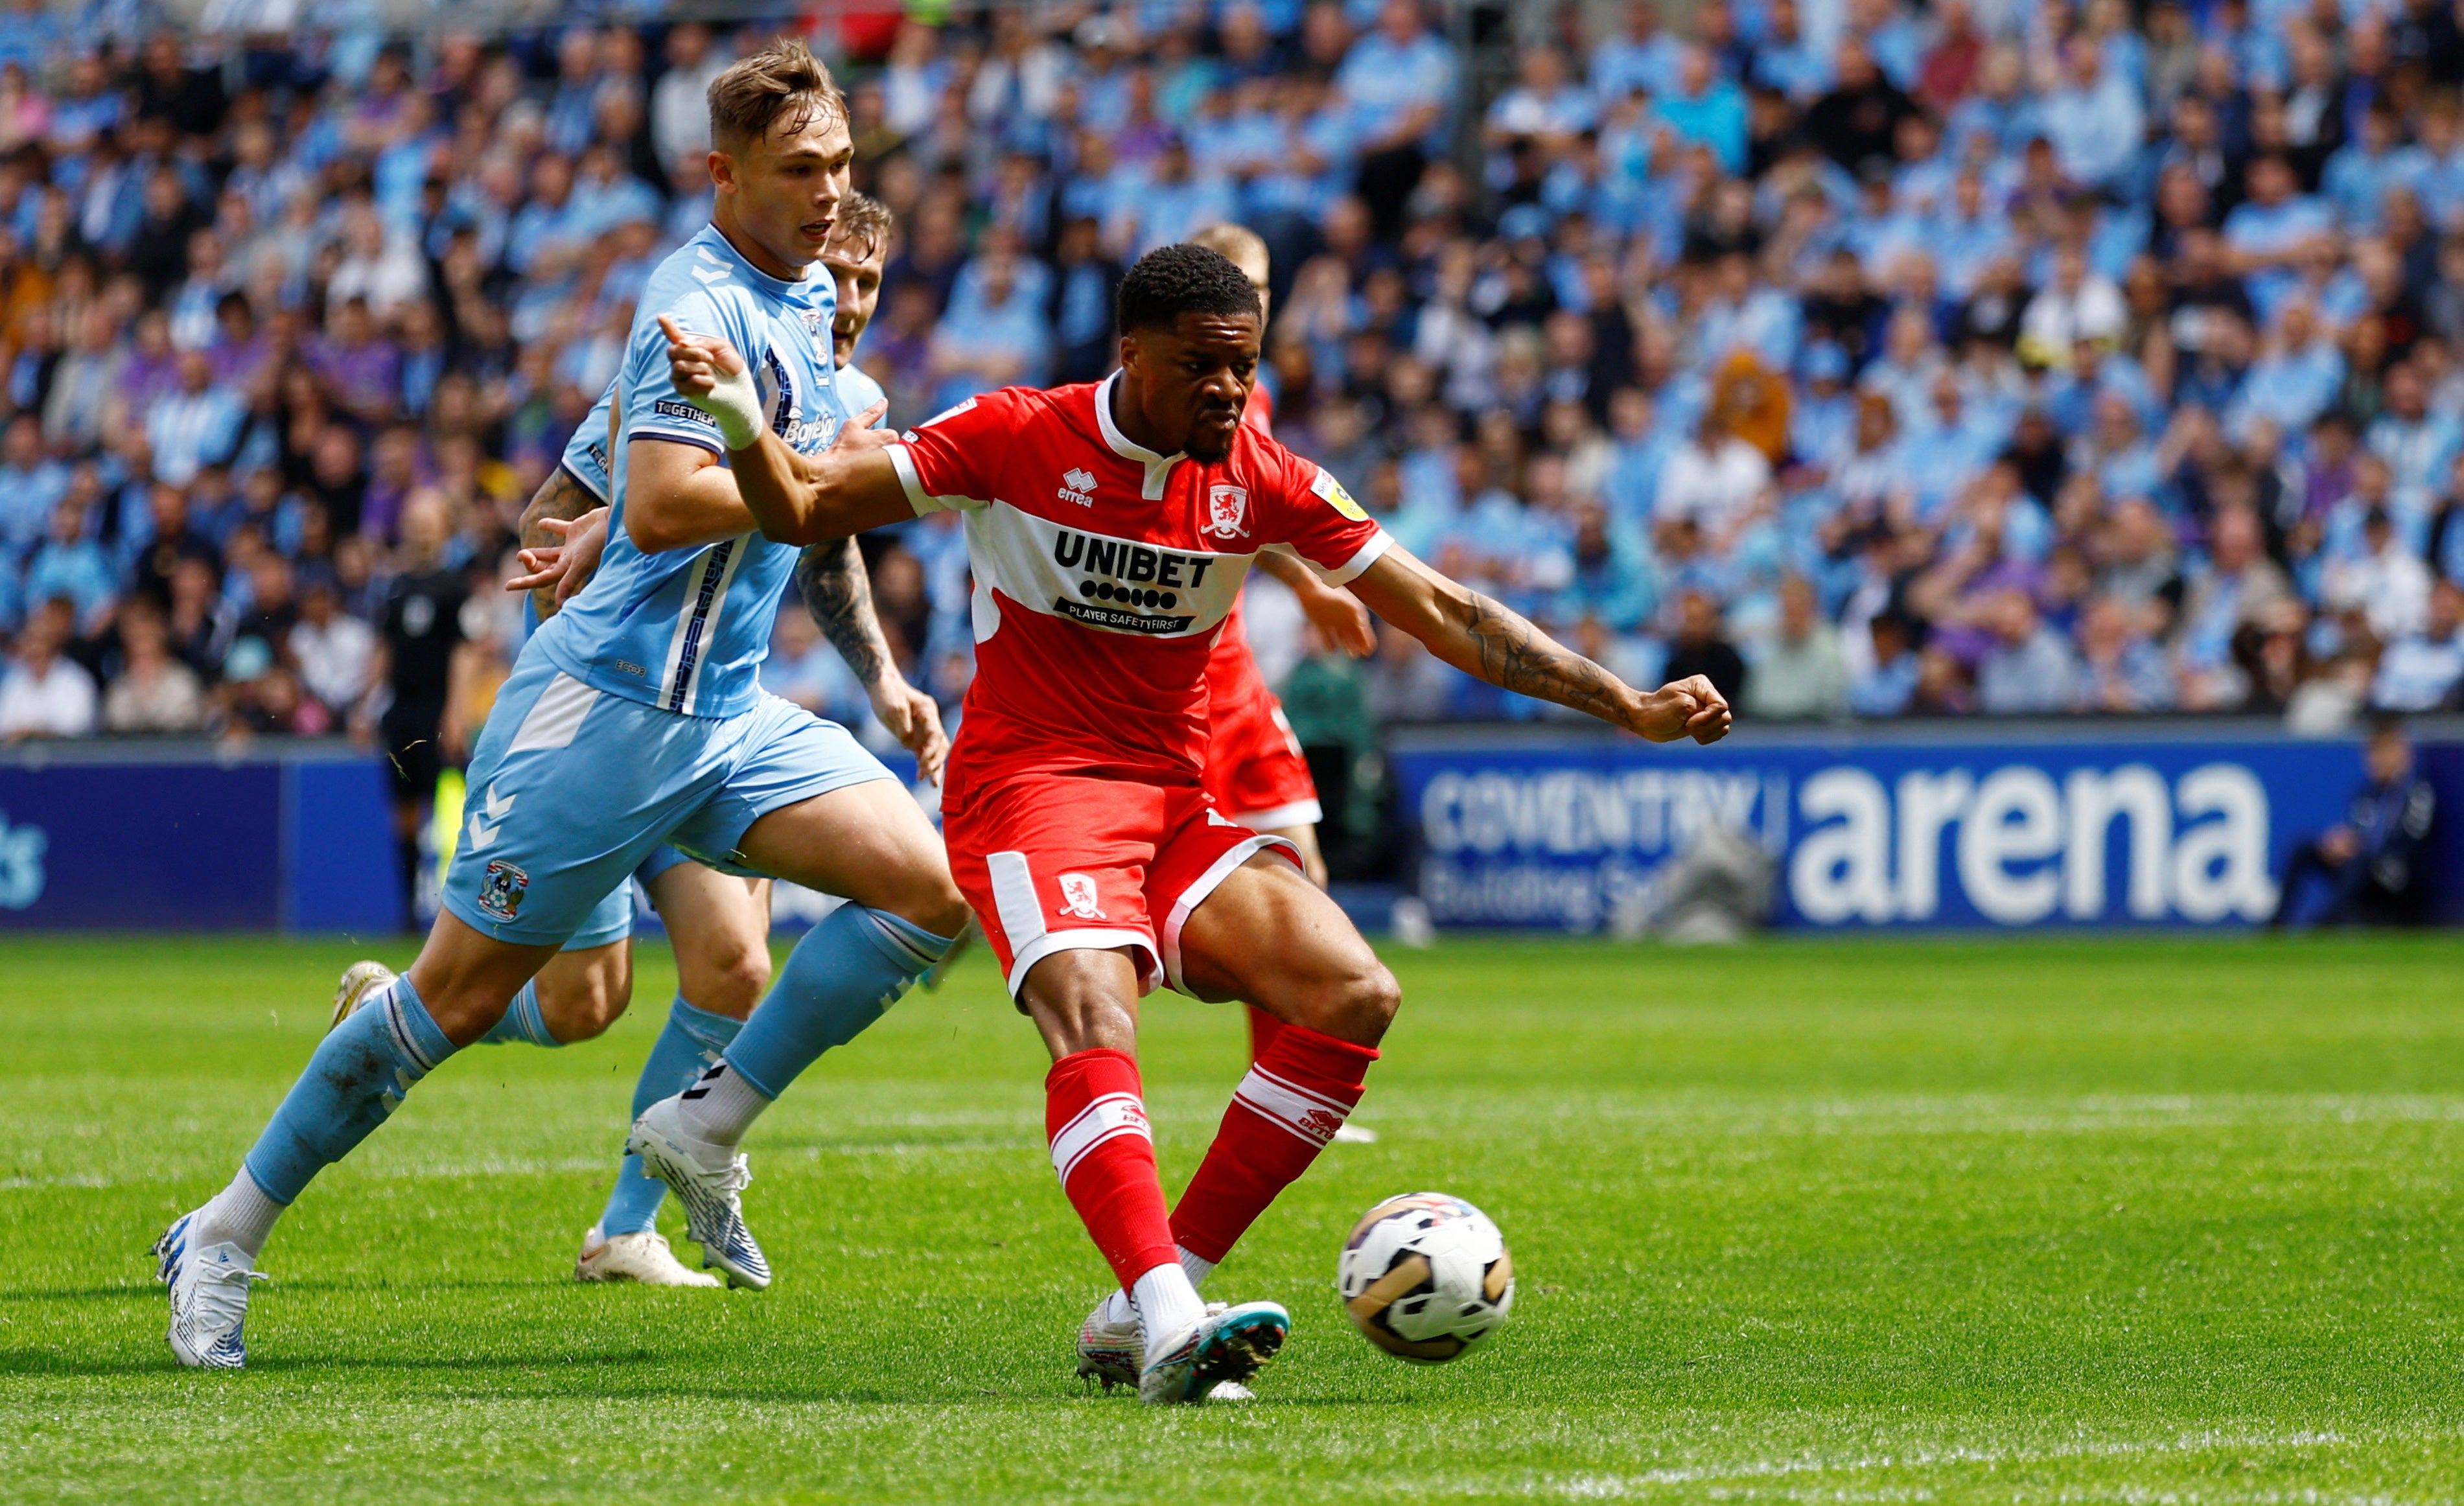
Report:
153,1211,266,1369
625,1096,770,1290
1075,1295,1146,1389
1077,1296,1254,1399
1137,1301,1289,1406
574,1224,723,1287
328,960,396,1032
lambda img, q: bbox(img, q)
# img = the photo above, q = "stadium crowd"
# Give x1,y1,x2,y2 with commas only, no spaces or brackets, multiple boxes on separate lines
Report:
6,0,2464,751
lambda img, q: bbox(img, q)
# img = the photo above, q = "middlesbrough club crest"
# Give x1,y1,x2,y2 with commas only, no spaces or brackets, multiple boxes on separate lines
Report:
1056,872,1107,920
1203,484,1250,540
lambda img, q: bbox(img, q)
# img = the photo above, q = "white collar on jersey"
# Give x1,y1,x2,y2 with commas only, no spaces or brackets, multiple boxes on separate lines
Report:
1093,371,1186,501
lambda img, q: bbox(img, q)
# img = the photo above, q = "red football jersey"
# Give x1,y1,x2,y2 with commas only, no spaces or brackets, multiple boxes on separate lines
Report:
887,374,1387,800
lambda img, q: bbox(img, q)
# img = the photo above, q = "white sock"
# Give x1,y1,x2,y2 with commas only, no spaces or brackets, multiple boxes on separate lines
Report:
1131,1262,1206,1357
1178,1245,1215,1288
192,1169,283,1262
675,1063,771,1148
1106,1244,1213,1326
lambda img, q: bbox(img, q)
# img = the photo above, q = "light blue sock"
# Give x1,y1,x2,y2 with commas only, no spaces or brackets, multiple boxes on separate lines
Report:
241,974,458,1204
720,905,953,1100
478,980,559,1047
600,997,743,1236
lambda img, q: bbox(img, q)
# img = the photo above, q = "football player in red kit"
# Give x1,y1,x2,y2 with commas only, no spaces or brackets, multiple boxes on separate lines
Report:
652,244,1730,1405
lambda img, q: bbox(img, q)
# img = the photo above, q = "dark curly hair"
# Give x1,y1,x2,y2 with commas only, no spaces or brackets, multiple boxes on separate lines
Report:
1115,242,1262,334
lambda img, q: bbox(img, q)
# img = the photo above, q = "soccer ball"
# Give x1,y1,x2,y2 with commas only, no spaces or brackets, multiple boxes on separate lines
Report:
1336,1192,1515,1362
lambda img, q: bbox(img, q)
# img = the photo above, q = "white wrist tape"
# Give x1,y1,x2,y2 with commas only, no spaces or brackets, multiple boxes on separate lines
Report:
693,361,765,451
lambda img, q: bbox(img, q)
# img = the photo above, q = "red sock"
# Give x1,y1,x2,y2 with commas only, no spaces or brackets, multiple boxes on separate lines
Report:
1170,1023,1378,1264
1244,1004,1283,1064
1046,1048,1180,1290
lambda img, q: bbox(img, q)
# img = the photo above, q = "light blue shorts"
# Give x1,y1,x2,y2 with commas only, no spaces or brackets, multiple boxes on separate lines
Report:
442,651,892,949
557,842,695,951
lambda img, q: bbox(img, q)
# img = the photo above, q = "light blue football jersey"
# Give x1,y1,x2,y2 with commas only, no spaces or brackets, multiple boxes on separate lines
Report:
531,224,844,719
555,388,618,504
835,358,886,428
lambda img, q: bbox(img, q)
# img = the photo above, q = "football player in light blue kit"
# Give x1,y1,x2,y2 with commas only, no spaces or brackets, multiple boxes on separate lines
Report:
324,194,925,1290
155,40,970,1369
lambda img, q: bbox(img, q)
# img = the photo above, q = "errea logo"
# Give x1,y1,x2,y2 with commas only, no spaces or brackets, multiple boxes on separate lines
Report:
1059,468,1097,507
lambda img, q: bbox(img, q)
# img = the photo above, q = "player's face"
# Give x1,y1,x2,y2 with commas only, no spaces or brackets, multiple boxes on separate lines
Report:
1121,311,1261,463
820,235,887,367
712,106,855,277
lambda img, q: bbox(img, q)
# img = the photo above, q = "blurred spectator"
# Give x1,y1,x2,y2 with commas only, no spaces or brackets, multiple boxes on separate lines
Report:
1976,590,2078,714
2373,580,2464,711
0,597,95,739
2073,596,2178,713
23,492,111,632
2324,508,2433,642
650,23,726,171
1338,0,1455,238
1664,590,1748,706
2269,719,2437,928
1655,411,1771,550
290,568,373,718
1745,576,1848,719
102,598,203,733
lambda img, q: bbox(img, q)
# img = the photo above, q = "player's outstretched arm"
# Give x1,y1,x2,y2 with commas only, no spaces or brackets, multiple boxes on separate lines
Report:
658,315,912,546
796,540,949,783
515,469,601,621
1348,544,1732,744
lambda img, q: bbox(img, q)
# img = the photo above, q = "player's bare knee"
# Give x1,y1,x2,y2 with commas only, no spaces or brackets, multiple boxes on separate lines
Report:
537,959,631,1042
419,986,509,1045
876,868,971,942
1021,951,1141,1056
1280,954,1397,1046
685,944,769,1019
1332,960,1401,1044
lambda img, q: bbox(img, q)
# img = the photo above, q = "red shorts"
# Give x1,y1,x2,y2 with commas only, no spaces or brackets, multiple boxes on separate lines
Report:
945,773,1298,999
1203,651,1321,830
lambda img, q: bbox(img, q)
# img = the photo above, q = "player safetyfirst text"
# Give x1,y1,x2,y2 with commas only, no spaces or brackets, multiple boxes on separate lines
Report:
1051,527,1224,632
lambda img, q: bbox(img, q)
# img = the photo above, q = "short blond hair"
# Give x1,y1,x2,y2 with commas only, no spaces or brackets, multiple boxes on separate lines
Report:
707,36,845,150
1187,222,1269,288
831,192,894,261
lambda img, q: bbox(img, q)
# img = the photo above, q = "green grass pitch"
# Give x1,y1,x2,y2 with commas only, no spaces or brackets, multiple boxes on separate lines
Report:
1,933,2461,1502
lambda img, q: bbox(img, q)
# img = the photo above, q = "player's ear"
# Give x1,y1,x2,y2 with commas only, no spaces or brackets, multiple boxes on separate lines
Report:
707,147,735,194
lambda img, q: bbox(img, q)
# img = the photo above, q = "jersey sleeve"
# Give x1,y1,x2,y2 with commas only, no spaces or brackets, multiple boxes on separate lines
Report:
883,389,1021,515
555,382,619,502
1256,440,1390,585
619,285,758,455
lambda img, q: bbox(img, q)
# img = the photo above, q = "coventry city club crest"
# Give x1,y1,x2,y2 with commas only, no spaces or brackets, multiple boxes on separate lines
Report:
478,860,530,922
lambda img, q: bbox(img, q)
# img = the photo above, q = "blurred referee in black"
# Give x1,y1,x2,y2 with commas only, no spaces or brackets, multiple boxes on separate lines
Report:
352,494,465,929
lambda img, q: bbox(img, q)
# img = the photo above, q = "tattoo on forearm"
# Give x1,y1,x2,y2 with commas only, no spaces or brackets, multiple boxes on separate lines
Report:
520,469,596,623
1461,593,1625,722
796,539,896,691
